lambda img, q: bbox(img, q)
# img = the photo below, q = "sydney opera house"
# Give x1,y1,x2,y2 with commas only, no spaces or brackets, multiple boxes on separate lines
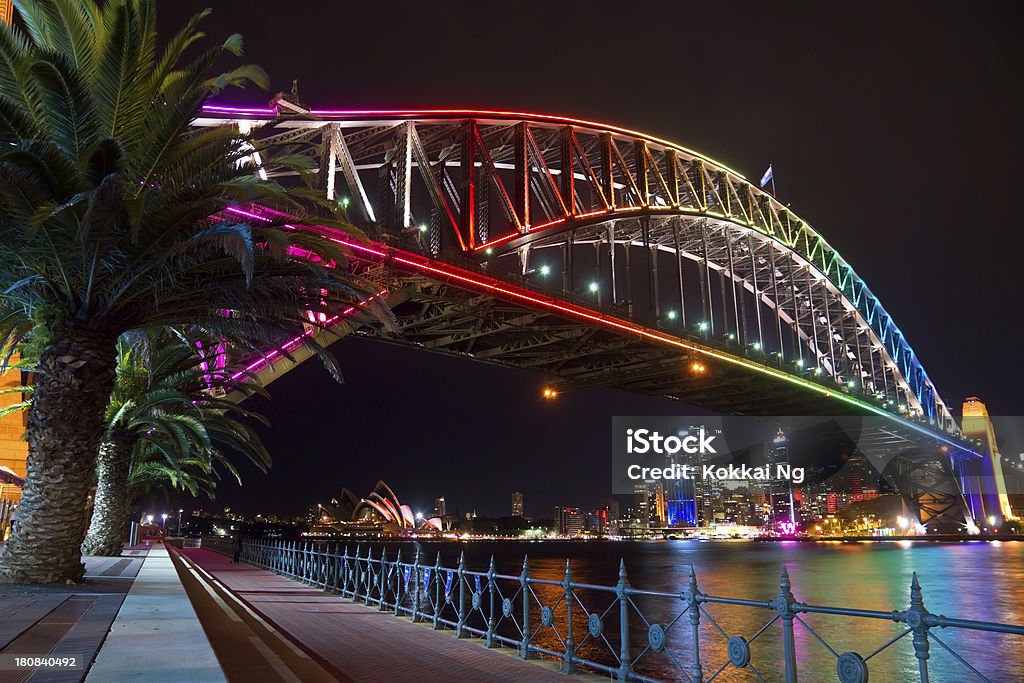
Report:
315,481,443,536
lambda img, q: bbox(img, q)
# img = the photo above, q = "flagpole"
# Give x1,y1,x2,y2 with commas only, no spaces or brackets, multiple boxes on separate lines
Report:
770,167,777,197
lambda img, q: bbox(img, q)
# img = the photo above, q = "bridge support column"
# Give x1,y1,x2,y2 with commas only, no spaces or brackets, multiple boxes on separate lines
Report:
672,218,686,327
607,224,617,305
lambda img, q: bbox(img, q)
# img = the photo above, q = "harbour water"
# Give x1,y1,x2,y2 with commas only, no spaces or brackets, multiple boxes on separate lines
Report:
359,538,1024,681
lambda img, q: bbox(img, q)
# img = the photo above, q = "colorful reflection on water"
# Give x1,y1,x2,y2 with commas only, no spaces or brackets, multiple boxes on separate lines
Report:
358,539,1024,681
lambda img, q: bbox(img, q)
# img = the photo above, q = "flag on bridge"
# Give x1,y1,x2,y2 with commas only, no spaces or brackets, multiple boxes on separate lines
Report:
759,164,774,189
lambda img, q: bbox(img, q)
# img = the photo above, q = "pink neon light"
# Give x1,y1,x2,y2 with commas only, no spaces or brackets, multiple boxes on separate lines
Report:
224,201,719,375
200,104,746,180
230,289,386,380
220,204,723,386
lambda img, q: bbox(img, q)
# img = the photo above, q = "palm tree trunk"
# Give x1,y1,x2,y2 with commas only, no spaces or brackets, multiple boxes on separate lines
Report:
0,326,116,583
81,430,134,557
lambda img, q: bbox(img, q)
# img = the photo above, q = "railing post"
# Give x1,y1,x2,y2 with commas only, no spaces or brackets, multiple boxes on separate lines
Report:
341,546,350,596
776,566,798,683
378,548,388,611
364,547,374,605
354,545,362,601
908,572,931,683
685,565,704,682
486,555,498,648
412,548,422,623
562,559,576,674
332,544,340,593
394,549,403,616
457,551,468,638
317,542,323,585
433,552,443,630
519,555,535,659
616,559,631,681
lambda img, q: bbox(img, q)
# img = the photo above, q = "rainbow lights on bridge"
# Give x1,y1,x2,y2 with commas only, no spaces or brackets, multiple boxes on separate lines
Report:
193,101,1008,532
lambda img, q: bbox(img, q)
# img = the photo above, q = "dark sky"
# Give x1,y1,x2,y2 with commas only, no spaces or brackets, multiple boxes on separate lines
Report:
152,1,1023,519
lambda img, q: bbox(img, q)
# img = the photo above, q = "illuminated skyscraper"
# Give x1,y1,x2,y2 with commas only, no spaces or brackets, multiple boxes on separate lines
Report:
767,428,796,527
511,491,524,518
665,438,697,526
554,506,584,536
433,497,447,518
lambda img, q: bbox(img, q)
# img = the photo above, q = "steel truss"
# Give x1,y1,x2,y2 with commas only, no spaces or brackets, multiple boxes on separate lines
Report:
196,106,953,432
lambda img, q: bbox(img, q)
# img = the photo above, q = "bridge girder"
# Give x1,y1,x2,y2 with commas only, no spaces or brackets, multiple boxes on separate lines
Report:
197,107,954,431
198,105,987,525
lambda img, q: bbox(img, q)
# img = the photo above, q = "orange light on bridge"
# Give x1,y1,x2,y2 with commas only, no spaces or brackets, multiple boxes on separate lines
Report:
542,387,559,399
690,362,707,374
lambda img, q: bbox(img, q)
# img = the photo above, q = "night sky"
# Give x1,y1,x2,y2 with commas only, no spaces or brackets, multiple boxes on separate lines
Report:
151,2,1023,519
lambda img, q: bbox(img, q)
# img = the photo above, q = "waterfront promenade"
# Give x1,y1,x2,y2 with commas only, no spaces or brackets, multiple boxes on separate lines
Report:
0,540,598,682
170,545,588,682
0,544,152,683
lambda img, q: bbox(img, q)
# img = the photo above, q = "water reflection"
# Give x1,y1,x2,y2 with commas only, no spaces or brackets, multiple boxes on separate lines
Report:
361,539,1024,681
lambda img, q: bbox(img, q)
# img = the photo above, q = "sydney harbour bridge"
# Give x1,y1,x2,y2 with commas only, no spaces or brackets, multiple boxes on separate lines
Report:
195,100,1011,533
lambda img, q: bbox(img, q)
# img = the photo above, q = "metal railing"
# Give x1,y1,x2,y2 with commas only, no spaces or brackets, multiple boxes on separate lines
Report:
231,539,1023,682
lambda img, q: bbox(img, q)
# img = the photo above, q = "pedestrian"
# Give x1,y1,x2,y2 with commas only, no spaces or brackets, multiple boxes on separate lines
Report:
232,532,243,563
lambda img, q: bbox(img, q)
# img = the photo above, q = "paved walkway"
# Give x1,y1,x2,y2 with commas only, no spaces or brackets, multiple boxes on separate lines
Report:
174,547,582,683
0,546,149,683
85,546,223,683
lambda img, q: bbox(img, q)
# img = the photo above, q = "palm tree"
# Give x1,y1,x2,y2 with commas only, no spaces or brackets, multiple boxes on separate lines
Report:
81,335,271,556
0,1,379,583
128,445,218,503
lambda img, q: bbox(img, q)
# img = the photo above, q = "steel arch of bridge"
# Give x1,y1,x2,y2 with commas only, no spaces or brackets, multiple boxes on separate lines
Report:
196,104,953,433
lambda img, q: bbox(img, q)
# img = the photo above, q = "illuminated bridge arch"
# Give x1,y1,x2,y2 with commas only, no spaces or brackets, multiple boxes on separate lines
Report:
197,104,953,431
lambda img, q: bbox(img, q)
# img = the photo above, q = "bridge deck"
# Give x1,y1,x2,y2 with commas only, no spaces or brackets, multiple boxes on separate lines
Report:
174,547,585,683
